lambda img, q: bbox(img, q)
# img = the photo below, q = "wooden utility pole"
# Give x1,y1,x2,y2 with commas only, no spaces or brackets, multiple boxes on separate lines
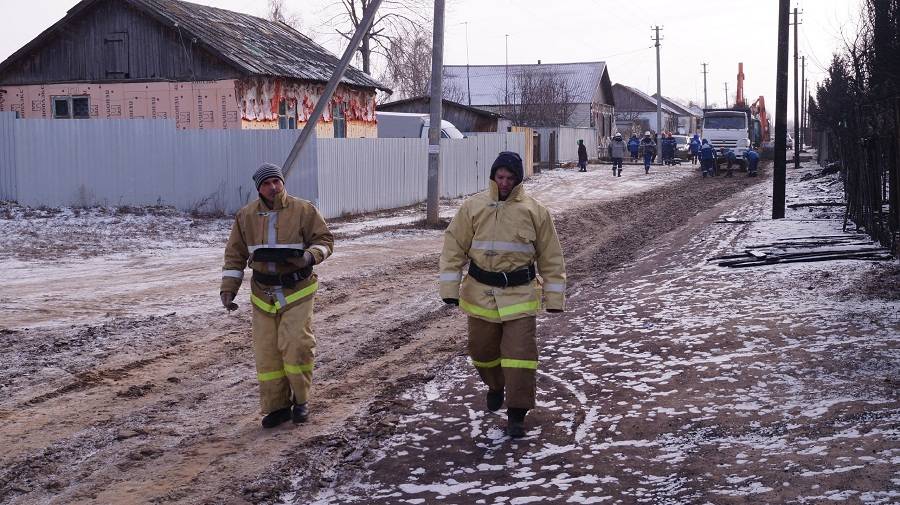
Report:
653,25,663,162
724,82,729,107
792,7,802,169
773,0,790,219
426,0,445,225
701,63,709,108
801,55,807,147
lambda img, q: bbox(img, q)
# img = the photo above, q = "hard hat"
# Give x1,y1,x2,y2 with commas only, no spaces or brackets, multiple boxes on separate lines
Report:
614,132,622,139
644,131,651,136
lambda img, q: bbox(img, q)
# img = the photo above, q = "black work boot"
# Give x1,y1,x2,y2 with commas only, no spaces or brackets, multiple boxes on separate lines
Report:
261,407,291,429
292,402,309,424
486,389,504,412
617,169,622,177
506,408,528,438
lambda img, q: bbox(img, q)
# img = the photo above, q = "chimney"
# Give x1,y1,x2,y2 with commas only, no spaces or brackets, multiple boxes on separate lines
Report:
537,60,541,65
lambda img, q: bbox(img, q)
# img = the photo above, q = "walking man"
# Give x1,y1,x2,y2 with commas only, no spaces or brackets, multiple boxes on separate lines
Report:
609,132,627,177
628,134,640,163
688,134,701,165
220,163,334,429
577,139,588,172
640,131,656,174
439,152,566,438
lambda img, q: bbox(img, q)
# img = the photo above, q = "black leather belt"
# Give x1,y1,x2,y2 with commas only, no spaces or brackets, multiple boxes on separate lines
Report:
468,261,536,288
252,267,312,288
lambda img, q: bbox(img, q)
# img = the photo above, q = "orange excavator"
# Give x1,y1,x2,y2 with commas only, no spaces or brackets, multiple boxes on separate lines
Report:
735,62,771,148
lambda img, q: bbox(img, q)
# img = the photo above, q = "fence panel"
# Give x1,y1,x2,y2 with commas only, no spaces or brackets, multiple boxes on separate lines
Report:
3,120,528,218
0,112,16,201
316,137,426,218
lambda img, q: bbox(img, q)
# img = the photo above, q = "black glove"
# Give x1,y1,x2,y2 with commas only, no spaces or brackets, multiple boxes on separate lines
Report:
220,292,238,311
442,298,459,306
546,309,563,313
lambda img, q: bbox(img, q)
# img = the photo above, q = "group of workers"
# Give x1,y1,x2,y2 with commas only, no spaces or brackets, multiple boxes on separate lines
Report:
598,131,761,178
688,134,760,178
222,152,566,439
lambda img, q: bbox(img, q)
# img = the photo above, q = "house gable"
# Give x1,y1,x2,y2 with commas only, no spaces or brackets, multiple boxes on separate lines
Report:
0,0,240,85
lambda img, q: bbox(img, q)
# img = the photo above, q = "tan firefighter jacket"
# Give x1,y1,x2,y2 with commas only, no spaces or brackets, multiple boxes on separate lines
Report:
220,190,334,316
439,180,566,322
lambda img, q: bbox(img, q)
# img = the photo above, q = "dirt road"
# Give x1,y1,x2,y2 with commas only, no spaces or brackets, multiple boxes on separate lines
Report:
2,163,780,504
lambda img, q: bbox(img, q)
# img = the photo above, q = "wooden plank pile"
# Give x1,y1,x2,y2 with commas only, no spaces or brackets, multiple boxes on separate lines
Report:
710,234,895,268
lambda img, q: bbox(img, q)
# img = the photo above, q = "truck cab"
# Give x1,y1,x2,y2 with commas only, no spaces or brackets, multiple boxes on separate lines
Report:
701,109,752,161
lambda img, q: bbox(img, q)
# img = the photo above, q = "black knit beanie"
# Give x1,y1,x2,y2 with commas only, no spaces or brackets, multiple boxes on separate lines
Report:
490,151,524,184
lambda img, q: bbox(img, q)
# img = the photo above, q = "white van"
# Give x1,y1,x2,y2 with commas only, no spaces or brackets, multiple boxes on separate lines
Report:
376,111,465,139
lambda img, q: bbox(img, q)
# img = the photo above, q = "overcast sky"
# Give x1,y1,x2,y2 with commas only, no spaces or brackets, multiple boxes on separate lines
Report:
1,0,864,115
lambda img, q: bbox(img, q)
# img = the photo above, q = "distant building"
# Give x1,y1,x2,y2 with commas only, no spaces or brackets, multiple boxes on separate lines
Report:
612,83,678,136
442,61,615,138
0,0,390,136
377,96,510,133
652,94,701,135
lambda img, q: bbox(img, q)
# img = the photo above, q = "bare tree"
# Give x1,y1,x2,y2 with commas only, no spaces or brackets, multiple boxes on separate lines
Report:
379,25,467,103
267,0,302,30
503,67,578,127
382,25,432,99
323,0,429,75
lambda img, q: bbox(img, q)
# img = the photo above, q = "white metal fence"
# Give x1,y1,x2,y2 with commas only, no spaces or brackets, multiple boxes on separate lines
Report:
534,126,599,163
0,113,526,218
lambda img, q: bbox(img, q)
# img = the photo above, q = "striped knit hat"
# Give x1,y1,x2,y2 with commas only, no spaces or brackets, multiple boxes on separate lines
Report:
252,163,284,190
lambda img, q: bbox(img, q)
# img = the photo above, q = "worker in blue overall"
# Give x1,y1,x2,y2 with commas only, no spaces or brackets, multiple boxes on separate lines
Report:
699,139,716,177
660,132,677,165
628,134,640,163
688,134,701,165
723,148,737,177
745,147,760,177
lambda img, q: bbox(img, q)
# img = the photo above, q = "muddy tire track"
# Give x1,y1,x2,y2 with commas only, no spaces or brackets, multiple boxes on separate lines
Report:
0,169,768,504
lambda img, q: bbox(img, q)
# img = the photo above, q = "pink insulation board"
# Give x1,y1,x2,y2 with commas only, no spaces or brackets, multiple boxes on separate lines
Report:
0,80,241,129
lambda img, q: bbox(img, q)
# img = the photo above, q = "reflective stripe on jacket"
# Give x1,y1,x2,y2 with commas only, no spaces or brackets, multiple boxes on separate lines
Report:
439,180,566,322
221,190,334,315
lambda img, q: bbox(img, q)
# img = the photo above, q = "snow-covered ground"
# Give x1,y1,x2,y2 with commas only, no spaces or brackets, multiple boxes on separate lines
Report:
298,155,900,504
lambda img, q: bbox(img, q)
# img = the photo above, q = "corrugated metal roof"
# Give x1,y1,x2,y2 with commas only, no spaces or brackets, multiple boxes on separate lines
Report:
378,96,502,118
653,94,700,117
0,0,387,91
614,83,680,115
130,0,387,90
443,62,607,106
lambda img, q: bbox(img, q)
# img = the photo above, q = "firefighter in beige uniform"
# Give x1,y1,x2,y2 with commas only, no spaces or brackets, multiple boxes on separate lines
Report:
220,163,334,429
440,152,566,438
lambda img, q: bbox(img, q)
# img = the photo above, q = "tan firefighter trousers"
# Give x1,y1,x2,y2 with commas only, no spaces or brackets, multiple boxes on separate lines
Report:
467,316,538,409
251,297,316,414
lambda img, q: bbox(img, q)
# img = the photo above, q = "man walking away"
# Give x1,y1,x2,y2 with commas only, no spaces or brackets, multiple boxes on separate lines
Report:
628,134,640,163
640,132,656,174
688,134,701,165
699,139,716,178
745,147,760,177
577,139,588,172
439,152,566,438
609,133,627,177
220,163,334,429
